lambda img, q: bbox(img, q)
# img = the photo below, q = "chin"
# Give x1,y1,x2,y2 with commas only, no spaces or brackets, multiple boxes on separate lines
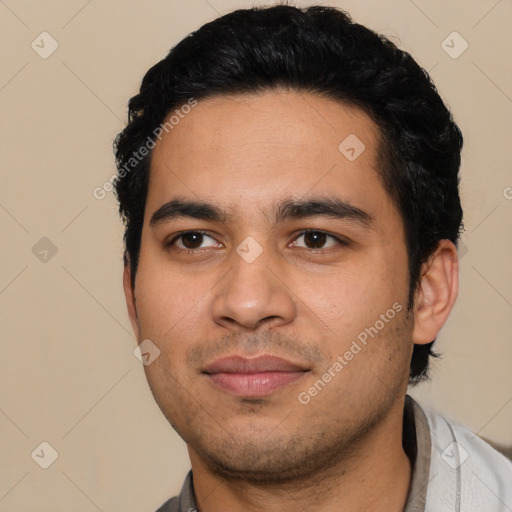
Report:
188,426,356,485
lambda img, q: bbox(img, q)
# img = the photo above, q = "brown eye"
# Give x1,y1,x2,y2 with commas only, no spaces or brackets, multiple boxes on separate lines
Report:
168,231,220,252
292,230,344,250
180,232,205,249
303,231,327,249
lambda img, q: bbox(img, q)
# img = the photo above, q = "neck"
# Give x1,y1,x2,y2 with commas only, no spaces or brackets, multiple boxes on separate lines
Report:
188,397,412,512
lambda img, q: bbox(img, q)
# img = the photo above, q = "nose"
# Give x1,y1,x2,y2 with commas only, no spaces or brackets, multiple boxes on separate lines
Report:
211,246,297,332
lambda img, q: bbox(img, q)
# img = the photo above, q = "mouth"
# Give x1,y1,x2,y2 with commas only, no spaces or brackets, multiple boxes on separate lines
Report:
202,355,310,397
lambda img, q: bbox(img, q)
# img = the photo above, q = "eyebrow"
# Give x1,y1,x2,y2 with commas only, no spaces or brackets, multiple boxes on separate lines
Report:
150,196,373,227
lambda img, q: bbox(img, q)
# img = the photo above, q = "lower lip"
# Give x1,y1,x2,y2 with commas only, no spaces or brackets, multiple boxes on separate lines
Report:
205,371,307,397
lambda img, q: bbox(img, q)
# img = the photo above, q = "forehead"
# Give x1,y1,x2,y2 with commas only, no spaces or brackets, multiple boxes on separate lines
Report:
148,89,390,221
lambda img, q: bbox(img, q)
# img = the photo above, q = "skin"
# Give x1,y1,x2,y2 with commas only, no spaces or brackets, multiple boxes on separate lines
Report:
123,89,458,511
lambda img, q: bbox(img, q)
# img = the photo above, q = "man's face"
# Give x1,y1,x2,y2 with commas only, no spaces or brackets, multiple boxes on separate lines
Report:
128,89,414,480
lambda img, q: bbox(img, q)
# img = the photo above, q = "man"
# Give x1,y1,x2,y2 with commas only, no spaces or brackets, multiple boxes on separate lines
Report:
113,4,512,511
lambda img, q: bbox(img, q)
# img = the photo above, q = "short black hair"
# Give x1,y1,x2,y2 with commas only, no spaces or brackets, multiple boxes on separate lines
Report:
113,4,463,384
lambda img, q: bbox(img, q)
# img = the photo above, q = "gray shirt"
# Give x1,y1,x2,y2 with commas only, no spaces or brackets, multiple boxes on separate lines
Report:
155,395,431,511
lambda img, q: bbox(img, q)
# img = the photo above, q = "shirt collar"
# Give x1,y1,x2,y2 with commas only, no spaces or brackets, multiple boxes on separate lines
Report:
403,394,432,512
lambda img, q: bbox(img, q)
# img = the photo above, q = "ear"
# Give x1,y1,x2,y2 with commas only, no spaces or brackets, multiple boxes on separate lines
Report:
412,239,459,345
123,253,141,342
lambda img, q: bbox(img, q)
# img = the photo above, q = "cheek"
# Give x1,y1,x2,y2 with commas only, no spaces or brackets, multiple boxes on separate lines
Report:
134,255,212,343
297,255,407,331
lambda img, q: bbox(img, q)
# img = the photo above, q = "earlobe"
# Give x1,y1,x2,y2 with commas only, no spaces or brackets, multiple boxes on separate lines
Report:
412,240,459,345
123,256,141,341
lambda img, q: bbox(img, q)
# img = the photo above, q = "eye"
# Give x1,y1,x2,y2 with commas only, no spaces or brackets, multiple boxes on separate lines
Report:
291,230,347,251
168,231,221,252
166,229,347,255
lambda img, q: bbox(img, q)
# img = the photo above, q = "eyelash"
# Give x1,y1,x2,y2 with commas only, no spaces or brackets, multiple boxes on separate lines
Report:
166,229,348,255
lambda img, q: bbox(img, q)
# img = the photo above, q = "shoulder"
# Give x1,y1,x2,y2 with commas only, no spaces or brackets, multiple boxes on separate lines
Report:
153,470,195,512
415,399,512,511
154,496,180,512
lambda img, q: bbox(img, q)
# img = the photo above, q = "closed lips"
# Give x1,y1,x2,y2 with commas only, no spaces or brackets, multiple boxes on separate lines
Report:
202,355,310,397
203,355,309,374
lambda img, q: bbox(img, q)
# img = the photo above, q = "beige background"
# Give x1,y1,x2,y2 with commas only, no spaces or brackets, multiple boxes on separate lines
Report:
1,0,511,510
